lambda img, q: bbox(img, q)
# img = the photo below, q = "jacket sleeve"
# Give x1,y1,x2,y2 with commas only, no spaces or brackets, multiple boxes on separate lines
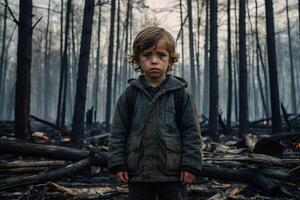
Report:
179,91,202,174
108,91,129,173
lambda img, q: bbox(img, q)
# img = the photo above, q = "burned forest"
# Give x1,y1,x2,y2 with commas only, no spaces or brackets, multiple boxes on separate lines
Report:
0,0,300,199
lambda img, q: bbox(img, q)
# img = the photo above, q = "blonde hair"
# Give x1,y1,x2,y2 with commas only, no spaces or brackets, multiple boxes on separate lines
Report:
129,27,180,72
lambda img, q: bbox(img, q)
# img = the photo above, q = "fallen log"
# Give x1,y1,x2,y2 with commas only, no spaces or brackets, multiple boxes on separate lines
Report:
0,139,107,167
0,160,67,168
199,164,280,196
30,115,70,135
0,157,91,191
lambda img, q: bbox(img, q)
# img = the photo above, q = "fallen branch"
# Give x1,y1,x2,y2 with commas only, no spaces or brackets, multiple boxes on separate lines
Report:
0,158,91,191
0,139,107,167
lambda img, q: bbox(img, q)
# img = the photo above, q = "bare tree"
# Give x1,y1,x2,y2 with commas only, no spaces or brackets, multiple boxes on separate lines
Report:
239,0,248,135
0,4,7,119
202,0,209,117
187,0,196,96
57,0,72,127
105,0,116,130
43,0,51,120
226,0,232,127
15,0,32,139
265,0,282,133
209,0,219,141
71,0,95,144
285,0,297,114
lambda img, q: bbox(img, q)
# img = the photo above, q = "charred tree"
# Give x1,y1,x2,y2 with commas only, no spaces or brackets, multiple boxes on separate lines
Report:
92,4,102,122
15,0,32,139
285,0,297,114
105,0,116,130
239,0,248,135
0,4,7,119
233,0,238,122
265,0,282,133
113,0,121,106
187,0,196,96
71,0,95,145
56,0,72,127
254,0,269,118
209,0,219,141
202,0,209,117
227,0,232,127
179,0,185,76
43,0,51,120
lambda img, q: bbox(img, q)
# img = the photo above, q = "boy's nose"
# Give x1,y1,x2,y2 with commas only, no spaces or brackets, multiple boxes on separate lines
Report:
150,55,159,64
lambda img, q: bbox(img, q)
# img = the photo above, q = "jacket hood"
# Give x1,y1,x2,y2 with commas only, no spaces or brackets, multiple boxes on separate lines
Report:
128,74,188,92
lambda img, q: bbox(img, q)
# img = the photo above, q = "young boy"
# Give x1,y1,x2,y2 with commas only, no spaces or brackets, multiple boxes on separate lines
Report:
108,27,202,200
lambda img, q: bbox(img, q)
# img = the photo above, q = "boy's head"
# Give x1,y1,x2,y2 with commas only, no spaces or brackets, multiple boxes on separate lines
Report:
130,27,179,72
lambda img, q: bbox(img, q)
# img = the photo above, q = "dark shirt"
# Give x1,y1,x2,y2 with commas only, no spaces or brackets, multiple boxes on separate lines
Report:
141,75,170,97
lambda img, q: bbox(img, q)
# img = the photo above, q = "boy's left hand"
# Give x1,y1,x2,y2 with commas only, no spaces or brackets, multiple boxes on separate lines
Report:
180,171,195,185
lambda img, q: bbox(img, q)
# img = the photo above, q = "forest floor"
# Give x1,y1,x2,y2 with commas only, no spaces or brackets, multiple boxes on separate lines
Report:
0,117,300,199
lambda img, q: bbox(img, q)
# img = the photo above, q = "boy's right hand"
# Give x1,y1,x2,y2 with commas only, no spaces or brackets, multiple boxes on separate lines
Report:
115,171,129,183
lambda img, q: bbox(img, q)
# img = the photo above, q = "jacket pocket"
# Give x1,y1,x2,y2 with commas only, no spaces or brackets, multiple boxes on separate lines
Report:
164,107,176,129
159,137,182,175
126,137,141,174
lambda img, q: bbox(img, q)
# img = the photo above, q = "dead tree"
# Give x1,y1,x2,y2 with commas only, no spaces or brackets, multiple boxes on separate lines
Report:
71,0,95,145
0,4,7,119
14,0,33,139
202,0,209,116
56,0,72,127
209,0,219,141
239,0,248,135
187,0,196,96
265,0,282,133
105,0,116,130
226,0,232,127
285,0,297,114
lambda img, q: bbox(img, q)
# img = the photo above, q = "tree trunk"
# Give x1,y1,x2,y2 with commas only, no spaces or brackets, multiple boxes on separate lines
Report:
208,0,219,141
187,0,196,97
113,0,121,106
254,0,269,118
15,0,32,139
226,0,232,127
105,0,116,130
0,4,7,119
56,0,64,126
57,0,72,127
202,0,209,117
179,0,185,77
239,0,248,136
285,0,297,114
43,0,51,120
93,4,102,122
71,0,95,145
265,0,282,133
233,0,239,122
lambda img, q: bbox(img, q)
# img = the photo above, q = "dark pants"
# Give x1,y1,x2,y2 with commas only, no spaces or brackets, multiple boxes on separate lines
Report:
128,182,187,200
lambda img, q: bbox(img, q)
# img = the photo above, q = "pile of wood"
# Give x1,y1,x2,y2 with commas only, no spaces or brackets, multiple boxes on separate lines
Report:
0,118,300,199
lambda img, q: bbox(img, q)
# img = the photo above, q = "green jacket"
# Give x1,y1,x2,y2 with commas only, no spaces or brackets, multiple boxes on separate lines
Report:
108,74,202,182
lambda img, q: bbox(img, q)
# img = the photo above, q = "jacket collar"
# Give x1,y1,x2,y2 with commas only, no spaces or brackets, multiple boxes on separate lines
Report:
128,74,187,92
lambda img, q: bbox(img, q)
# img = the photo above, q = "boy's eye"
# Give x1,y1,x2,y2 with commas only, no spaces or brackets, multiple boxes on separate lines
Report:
141,52,152,57
157,52,167,57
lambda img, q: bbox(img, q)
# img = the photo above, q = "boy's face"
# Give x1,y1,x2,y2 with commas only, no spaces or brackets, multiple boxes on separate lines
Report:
138,39,170,82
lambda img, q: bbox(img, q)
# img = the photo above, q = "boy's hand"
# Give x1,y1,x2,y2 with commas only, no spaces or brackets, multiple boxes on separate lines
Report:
180,171,195,185
115,171,128,183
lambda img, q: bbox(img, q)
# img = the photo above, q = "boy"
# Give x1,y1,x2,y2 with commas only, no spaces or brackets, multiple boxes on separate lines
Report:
108,27,202,200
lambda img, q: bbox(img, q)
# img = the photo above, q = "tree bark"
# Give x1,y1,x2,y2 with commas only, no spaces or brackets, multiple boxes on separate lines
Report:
187,0,196,96
239,0,248,136
15,0,32,139
105,0,116,130
265,0,282,133
72,0,95,144
208,0,219,141
227,0,232,127
285,0,297,114
0,4,7,119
